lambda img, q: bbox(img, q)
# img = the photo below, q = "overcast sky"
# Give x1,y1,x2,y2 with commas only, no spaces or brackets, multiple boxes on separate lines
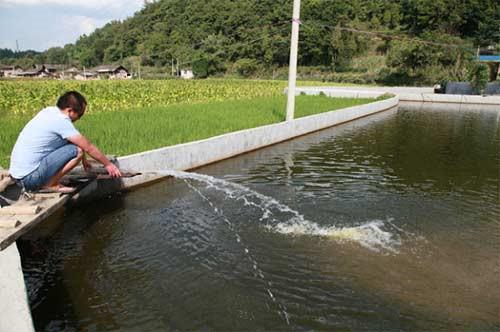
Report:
0,0,143,51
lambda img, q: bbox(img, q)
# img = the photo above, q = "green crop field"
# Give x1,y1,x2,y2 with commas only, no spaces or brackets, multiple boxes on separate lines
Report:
0,80,378,168
0,79,351,117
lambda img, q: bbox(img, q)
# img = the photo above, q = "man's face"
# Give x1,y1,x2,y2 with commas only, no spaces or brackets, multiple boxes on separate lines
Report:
69,107,85,123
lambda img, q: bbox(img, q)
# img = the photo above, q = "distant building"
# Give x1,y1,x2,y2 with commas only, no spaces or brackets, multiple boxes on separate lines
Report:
0,65,23,78
60,67,80,80
92,65,131,79
0,64,132,80
16,65,52,78
477,56,500,81
180,69,194,79
40,64,65,74
478,48,500,81
75,71,98,80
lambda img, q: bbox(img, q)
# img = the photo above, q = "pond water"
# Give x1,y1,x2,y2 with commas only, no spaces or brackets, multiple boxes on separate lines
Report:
20,106,500,331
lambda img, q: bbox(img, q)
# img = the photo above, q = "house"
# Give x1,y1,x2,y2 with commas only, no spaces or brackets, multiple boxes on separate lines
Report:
16,65,52,78
478,54,500,81
180,69,194,79
91,65,131,79
60,67,80,80
75,71,98,80
0,65,23,78
478,48,500,81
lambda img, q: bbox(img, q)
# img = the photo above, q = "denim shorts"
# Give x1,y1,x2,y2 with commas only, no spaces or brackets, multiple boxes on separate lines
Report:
16,144,78,191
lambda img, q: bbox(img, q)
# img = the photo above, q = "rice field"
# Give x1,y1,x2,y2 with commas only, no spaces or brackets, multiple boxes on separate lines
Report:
0,79,340,117
0,79,377,168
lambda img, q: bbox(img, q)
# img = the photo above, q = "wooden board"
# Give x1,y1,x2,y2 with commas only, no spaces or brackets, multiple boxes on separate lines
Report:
0,193,69,250
0,165,140,251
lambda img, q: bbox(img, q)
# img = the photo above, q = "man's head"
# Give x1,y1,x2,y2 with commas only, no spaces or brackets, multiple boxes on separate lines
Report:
57,91,87,122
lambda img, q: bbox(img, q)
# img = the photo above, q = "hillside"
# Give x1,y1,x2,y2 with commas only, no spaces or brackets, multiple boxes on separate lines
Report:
1,0,499,84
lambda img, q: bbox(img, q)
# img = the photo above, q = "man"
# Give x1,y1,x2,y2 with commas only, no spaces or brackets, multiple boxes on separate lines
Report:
9,91,121,193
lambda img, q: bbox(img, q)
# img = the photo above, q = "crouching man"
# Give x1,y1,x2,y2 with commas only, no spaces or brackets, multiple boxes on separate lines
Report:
9,91,121,193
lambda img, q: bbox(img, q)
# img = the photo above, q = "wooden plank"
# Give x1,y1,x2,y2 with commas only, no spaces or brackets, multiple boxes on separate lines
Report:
0,205,41,215
0,194,70,250
0,167,139,251
0,219,21,229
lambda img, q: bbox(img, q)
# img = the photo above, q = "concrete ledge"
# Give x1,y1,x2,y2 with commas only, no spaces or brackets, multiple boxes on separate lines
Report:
0,244,34,332
115,96,398,187
399,101,500,112
295,87,500,105
292,87,388,99
400,93,500,105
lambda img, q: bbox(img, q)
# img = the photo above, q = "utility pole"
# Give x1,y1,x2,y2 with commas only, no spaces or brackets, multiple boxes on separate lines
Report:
15,40,19,52
285,0,301,121
171,58,174,76
176,58,179,77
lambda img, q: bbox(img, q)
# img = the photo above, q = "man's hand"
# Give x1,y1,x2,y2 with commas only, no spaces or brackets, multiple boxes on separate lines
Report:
68,134,122,178
105,164,122,178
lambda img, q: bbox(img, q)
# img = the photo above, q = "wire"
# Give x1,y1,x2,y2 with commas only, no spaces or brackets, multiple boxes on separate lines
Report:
302,20,475,52
145,20,290,61
177,24,290,67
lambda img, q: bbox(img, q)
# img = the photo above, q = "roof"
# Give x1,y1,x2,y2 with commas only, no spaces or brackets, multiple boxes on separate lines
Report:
78,71,97,76
64,67,80,73
478,55,500,62
92,65,129,73
0,65,22,70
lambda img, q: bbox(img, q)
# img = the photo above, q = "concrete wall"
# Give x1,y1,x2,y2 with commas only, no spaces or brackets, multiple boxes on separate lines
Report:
399,101,500,112
294,87,500,106
0,244,34,332
114,96,399,188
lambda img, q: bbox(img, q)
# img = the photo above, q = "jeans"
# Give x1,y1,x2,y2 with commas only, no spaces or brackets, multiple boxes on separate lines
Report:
16,144,78,191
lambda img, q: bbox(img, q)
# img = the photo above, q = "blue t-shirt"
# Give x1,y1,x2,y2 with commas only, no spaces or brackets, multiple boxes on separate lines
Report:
9,106,80,179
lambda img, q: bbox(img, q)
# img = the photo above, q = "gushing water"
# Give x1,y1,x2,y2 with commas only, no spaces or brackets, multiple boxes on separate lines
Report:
181,178,290,324
148,169,405,324
155,170,402,253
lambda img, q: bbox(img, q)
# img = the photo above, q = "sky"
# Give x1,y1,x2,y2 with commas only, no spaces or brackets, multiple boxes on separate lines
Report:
0,0,143,51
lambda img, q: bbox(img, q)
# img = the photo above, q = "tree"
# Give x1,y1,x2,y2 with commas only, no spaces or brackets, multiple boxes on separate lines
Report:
386,40,434,75
467,63,489,93
45,47,68,64
234,58,260,77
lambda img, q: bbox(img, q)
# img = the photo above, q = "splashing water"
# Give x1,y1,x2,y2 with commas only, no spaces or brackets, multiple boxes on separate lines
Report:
181,178,290,324
152,170,402,253
268,219,401,253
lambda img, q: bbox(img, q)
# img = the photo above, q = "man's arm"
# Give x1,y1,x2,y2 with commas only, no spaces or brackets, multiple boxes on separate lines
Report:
67,134,122,178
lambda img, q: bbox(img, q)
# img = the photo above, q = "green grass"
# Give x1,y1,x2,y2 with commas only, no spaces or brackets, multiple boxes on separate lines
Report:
0,78,369,117
0,95,376,168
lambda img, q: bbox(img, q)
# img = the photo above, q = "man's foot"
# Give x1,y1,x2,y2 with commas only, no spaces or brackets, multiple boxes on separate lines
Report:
40,184,76,194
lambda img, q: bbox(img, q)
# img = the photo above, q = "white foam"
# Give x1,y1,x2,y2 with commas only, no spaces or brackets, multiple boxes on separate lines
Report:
268,219,401,253
159,170,401,253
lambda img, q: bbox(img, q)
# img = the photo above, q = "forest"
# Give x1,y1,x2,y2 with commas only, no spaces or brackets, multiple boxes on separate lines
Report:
1,0,499,85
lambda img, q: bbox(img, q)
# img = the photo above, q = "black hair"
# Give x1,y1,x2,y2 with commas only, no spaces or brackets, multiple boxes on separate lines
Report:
56,91,87,115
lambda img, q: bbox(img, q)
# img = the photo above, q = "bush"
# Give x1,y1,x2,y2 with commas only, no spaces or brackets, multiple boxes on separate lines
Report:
467,63,489,94
192,58,210,78
234,58,260,77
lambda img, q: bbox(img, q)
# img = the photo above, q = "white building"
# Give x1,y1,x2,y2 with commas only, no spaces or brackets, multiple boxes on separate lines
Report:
180,69,194,79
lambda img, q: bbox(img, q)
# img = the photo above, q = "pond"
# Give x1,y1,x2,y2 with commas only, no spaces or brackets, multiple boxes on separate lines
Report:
20,106,500,331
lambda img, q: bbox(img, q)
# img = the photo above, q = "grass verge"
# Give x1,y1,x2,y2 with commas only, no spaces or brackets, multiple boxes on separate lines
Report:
0,95,376,168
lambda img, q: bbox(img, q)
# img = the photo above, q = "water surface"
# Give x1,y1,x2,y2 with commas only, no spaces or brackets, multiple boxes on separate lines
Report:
20,107,500,331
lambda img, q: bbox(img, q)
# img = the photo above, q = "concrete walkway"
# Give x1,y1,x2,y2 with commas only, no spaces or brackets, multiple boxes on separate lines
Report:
0,244,34,332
